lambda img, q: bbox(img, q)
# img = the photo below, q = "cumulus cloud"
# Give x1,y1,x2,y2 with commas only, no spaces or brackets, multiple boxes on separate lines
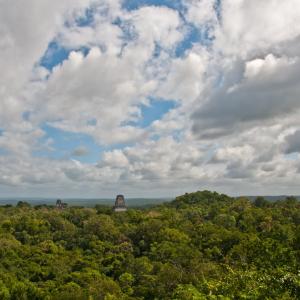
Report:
32,47,150,144
0,0,92,128
157,48,209,103
192,54,300,139
216,0,300,58
100,136,216,182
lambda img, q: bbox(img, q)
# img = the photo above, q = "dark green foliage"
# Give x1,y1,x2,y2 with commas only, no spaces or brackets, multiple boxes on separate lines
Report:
16,201,31,208
254,196,270,208
0,190,299,299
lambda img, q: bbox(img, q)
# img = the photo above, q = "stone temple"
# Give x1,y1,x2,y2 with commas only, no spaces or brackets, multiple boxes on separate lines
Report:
56,199,67,209
113,194,127,212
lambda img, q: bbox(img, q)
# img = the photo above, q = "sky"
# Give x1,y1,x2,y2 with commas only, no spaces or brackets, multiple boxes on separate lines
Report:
1,0,300,198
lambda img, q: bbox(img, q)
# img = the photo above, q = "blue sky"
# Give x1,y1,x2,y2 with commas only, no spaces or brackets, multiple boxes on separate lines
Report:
34,125,102,163
122,0,186,11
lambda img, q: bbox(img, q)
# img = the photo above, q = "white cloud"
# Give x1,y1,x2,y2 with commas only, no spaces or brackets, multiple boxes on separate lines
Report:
184,0,218,28
127,6,184,50
0,0,92,129
31,47,151,144
157,48,209,102
99,136,211,181
244,54,297,79
216,0,300,58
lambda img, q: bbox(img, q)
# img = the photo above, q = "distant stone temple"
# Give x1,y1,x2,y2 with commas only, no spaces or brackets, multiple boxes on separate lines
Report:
56,199,67,209
113,195,127,212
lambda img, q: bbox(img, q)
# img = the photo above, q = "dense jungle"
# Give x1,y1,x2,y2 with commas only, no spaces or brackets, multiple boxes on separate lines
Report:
0,190,300,299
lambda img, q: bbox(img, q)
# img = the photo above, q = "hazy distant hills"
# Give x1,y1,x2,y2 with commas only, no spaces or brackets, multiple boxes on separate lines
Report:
0,195,297,207
0,197,172,207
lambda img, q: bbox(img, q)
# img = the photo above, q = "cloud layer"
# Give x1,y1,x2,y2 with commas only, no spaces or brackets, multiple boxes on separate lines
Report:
1,0,300,197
